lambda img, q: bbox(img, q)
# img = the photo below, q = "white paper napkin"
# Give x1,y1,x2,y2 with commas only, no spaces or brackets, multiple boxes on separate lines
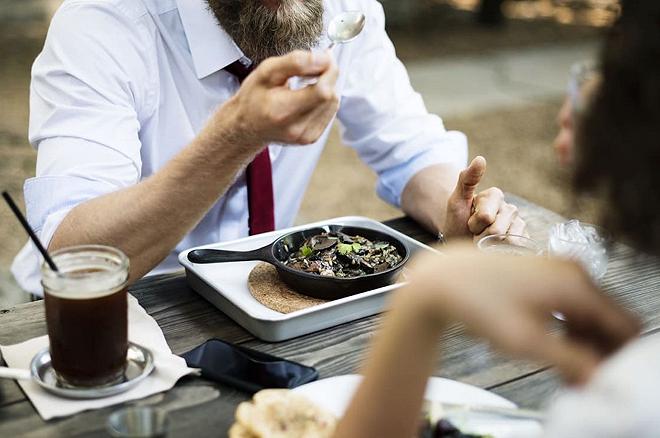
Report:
0,295,197,420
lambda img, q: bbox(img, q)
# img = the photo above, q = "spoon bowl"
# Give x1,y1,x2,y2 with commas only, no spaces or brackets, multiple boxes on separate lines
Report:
292,11,366,88
328,11,366,47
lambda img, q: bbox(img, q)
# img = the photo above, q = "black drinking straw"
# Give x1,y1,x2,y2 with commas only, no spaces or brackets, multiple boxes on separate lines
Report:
2,191,59,272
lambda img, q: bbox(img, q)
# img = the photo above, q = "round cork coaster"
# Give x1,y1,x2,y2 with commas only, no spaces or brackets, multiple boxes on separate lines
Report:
248,263,329,314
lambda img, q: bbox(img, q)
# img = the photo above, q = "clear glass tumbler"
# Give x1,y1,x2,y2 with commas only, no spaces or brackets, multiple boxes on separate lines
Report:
477,234,544,256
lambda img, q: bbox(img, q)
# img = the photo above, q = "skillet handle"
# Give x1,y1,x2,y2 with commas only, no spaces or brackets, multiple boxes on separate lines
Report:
187,244,274,264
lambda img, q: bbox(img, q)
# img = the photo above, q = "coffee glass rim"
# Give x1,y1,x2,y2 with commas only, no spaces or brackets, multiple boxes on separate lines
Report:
41,244,130,286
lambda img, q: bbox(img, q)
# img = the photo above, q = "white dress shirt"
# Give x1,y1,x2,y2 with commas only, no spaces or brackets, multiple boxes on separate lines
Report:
12,0,467,295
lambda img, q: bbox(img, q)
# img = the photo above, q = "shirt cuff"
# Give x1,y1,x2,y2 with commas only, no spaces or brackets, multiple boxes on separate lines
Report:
24,175,119,232
376,131,468,207
12,174,121,296
11,208,73,297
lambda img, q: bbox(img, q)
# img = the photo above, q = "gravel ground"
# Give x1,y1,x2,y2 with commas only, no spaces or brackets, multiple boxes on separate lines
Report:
299,99,600,225
0,9,602,304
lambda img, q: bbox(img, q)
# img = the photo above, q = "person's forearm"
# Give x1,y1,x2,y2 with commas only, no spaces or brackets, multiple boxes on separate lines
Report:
400,163,460,235
48,99,258,282
333,286,445,438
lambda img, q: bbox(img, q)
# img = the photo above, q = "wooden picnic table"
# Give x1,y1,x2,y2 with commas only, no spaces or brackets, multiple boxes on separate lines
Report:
1,194,659,436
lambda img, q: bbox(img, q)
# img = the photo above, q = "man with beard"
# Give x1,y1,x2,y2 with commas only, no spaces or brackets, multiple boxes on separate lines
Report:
13,0,525,294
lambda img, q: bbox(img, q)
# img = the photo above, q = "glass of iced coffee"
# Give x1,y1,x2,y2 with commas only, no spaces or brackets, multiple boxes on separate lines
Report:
41,245,129,388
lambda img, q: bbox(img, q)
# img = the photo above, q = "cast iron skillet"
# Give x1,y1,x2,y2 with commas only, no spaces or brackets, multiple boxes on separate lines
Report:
187,225,410,300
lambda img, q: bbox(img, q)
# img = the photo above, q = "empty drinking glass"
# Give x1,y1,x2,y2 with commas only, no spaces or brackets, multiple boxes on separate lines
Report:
548,220,609,282
477,234,544,256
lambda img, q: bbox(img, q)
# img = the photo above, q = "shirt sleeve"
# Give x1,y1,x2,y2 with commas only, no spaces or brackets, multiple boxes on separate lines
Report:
336,1,468,207
13,1,154,294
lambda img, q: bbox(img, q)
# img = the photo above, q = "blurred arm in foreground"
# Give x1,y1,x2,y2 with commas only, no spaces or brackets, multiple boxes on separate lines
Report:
338,0,660,436
334,247,639,438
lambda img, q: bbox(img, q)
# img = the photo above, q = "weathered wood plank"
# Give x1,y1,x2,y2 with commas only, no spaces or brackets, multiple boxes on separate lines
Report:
0,380,24,407
490,368,560,410
1,205,658,436
0,302,48,344
601,246,660,325
0,302,50,409
0,378,243,438
240,316,543,390
130,272,255,353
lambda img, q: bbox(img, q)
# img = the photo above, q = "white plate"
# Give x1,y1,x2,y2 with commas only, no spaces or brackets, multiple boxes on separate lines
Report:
293,375,543,438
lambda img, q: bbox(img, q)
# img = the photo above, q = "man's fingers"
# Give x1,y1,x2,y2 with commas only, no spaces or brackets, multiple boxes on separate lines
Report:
291,61,339,113
288,94,339,145
315,58,339,96
507,216,527,236
456,156,487,201
270,62,339,145
480,203,518,236
271,60,339,119
257,50,332,86
467,187,504,235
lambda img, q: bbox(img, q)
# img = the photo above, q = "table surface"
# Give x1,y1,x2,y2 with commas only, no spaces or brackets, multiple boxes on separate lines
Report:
1,194,659,437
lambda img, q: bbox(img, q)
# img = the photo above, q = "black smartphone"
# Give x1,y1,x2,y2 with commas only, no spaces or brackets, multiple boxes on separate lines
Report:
180,338,318,394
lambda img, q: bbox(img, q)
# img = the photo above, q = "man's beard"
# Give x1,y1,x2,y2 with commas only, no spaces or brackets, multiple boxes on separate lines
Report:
206,0,324,64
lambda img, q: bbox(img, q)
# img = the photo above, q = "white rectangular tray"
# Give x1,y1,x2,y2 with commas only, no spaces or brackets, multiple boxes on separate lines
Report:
178,216,437,342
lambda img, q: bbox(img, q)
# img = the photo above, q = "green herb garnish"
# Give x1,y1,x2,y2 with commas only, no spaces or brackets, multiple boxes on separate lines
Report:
337,243,354,255
300,245,313,257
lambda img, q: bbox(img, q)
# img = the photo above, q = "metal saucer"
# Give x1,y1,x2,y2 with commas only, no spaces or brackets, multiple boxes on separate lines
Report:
29,343,155,399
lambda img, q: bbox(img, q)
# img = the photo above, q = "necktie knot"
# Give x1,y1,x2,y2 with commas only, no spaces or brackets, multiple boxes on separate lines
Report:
224,59,254,83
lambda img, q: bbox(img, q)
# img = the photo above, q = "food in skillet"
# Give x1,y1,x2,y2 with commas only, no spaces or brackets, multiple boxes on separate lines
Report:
283,232,403,278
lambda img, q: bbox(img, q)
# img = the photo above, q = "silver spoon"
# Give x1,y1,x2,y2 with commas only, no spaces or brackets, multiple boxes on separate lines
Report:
294,11,366,88
326,11,366,49
0,366,31,381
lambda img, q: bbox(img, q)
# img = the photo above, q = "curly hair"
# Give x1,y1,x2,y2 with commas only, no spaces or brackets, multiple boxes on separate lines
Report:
575,0,660,256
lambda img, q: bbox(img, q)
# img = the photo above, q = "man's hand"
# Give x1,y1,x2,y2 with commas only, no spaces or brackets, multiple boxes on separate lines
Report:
444,156,526,241
409,247,640,384
50,50,339,283
213,50,339,151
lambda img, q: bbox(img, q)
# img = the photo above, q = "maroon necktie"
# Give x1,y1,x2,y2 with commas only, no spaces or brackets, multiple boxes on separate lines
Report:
225,60,275,235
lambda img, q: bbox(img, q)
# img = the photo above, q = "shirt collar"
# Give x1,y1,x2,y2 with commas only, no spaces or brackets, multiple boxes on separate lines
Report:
175,0,244,79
